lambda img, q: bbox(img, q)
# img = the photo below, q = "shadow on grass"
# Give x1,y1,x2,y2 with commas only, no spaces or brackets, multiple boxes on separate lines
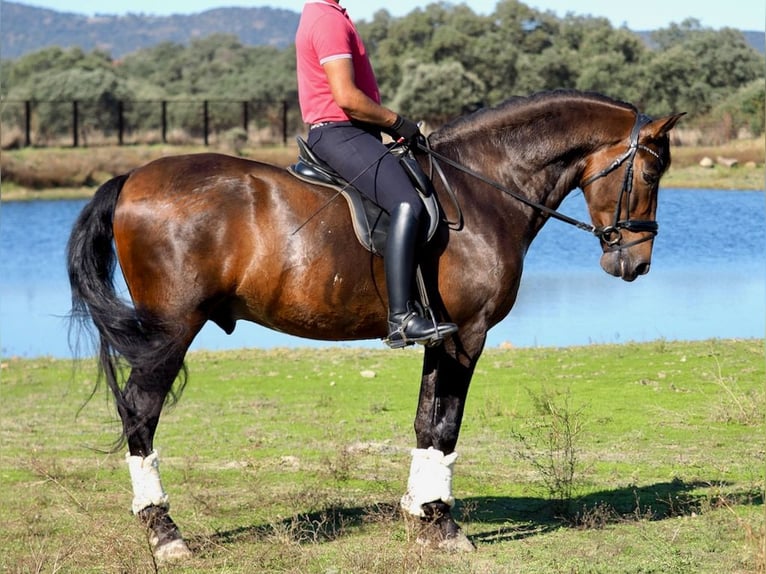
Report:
466,479,763,545
193,479,762,549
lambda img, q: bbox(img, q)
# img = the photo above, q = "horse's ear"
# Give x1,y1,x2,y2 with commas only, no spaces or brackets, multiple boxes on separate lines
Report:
645,112,686,138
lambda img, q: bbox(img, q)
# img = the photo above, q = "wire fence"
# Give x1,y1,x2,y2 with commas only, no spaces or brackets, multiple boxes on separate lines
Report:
1,98,302,148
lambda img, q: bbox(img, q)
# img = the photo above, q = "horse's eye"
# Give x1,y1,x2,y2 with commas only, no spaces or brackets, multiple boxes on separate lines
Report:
642,170,659,185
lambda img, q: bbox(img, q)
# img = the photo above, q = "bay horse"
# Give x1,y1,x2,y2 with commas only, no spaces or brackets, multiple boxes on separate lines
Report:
67,90,682,560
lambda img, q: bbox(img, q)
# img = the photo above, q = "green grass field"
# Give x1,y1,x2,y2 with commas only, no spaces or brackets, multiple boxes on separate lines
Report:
1,339,764,573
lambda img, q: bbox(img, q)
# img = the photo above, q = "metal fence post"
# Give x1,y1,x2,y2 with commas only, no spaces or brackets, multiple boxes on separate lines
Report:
118,100,124,145
72,100,79,147
204,100,209,146
162,100,168,143
4,97,297,148
282,100,288,146
24,100,31,147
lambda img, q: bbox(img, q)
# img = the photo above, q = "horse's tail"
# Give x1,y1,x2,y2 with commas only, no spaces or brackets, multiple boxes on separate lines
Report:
67,174,187,428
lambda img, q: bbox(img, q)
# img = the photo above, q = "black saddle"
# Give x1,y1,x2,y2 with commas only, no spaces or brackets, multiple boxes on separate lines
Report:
287,137,441,256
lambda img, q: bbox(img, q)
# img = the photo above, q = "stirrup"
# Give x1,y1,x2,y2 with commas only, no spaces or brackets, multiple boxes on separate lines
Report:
384,312,457,349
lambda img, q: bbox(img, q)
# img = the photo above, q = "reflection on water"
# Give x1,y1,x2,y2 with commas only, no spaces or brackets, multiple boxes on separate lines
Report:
1,189,764,358
495,268,763,347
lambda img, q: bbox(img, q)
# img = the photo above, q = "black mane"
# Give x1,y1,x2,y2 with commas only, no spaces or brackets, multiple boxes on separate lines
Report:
431,89,638,144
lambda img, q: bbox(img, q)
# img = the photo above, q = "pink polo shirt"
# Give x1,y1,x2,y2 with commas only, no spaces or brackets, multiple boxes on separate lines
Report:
295,0,381,124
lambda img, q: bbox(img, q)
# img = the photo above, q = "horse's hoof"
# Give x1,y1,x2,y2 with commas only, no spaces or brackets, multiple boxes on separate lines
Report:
153,538,193,562
432,530,476,553
402,502,476,553
138,505,192,561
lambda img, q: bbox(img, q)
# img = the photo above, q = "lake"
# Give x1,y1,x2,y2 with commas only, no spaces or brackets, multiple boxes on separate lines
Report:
1,188,763,358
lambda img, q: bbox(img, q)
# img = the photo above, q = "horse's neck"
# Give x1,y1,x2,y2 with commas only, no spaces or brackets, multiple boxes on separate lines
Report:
432,129,581,224
430,97,627,213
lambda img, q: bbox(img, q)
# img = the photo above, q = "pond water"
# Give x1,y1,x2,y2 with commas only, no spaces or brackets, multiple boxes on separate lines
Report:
1,188,763,358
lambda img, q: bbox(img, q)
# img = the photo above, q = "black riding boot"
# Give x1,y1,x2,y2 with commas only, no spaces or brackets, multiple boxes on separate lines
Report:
384,202,458,349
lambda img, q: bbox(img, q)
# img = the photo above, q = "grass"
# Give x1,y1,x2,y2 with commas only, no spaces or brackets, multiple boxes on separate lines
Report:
662,137,765,190
1,339,764,573
0,143,299,201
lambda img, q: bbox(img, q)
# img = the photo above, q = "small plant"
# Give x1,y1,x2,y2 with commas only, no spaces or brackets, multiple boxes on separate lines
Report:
221,127,248,156
572,501,620,529
510,386,588,516
743,514,766,573
323,447,355,482
709,353,766,426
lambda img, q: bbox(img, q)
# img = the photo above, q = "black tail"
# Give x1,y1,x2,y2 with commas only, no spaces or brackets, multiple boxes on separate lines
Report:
67,175,187,422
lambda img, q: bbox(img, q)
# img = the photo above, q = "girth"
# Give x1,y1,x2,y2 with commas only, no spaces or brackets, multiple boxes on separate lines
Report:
287,137,441,256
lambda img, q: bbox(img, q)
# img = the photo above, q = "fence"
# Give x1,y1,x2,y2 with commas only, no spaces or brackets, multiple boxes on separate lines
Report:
1,99,302,148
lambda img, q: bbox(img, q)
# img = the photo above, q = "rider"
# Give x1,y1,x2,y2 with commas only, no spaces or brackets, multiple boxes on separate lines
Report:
295,0,457,348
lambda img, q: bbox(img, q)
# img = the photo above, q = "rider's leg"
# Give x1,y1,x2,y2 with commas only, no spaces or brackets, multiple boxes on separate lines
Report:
307,122,456,346
384,201,457,348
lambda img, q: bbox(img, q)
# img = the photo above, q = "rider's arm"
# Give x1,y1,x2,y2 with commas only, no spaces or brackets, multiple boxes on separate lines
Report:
323,57,398,128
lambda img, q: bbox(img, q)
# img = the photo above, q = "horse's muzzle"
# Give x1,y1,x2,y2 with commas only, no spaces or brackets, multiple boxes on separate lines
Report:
600,249,651,282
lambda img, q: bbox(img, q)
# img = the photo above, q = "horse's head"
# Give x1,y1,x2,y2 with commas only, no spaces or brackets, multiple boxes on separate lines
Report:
581,111,684,282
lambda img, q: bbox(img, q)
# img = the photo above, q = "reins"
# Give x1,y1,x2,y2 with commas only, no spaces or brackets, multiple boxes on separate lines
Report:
415,112,660,252
417,138,596,233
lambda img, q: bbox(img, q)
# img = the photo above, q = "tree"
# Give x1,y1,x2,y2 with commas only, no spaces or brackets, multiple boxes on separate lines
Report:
2,46,113,92
701,79,765,140
640,27,762,118
466,30,520,104
572,24,648,105
2,2,762,144
650,18,704,51
27,68,131,143
392,60,485,126
371,8,441,98
119,42,188,93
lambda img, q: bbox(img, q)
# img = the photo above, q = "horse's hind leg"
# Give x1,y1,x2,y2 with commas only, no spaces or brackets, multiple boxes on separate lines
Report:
118,350,193,561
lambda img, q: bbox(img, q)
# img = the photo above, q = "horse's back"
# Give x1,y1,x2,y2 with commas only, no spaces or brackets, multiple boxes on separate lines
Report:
120,153,281,198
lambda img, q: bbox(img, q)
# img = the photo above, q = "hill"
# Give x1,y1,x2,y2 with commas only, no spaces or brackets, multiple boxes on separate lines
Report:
1,2,300,59
2,2,764,61
636,29,764,54
742,30,765,54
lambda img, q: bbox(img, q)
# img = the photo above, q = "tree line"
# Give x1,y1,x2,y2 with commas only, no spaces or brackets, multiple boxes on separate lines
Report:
1,0,763,145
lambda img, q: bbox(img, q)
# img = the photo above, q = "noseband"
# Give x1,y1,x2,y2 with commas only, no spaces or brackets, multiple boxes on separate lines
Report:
416,111,661,253
580,113,660,252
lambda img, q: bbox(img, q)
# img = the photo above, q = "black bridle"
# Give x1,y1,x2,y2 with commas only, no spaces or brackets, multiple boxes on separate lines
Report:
416,111,661,252
579,112,660,251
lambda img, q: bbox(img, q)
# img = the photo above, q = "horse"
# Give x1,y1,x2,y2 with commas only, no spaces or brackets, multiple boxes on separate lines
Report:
67,90,683,561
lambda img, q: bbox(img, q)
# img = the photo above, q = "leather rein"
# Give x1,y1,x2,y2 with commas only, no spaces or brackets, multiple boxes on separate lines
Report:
415,112,660,252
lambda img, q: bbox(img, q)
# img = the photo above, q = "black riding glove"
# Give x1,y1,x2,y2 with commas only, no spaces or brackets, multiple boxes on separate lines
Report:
390,115,421,143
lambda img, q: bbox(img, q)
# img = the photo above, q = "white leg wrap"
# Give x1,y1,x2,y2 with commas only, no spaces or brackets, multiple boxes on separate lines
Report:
126,450,169,515
400,447,458,517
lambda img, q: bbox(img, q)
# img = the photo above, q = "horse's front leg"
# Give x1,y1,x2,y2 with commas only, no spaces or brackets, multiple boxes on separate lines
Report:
400,339,481,552
119,363,192,562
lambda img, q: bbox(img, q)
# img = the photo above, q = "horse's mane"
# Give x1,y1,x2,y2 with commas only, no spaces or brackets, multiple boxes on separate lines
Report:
430,89,638,144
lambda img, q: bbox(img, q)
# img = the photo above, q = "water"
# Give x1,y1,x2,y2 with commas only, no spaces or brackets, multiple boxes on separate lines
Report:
1,188,764,358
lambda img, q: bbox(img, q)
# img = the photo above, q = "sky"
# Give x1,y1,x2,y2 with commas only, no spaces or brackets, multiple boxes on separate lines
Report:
18,0,765,31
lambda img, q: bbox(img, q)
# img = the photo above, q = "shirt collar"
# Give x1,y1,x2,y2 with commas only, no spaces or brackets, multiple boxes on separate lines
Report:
305,0,345,14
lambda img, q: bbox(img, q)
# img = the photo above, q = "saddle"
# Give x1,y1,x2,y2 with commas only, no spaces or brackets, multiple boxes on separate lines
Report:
287,137,441,256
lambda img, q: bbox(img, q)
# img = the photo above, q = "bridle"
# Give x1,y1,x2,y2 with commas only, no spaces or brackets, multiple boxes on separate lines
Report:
579,112,660,251
415,111,662,252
